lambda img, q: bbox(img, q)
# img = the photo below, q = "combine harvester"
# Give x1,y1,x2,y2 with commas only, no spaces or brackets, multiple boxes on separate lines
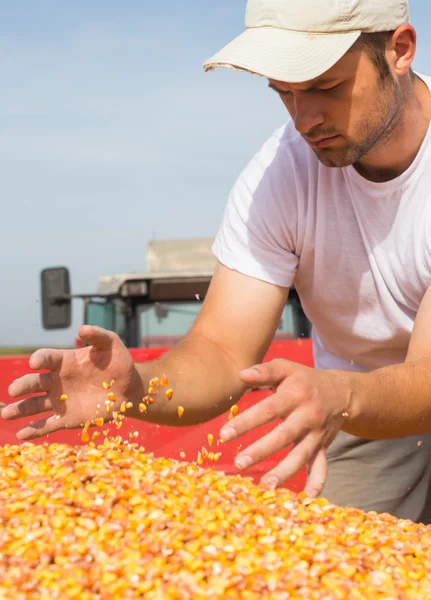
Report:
0,238,313,491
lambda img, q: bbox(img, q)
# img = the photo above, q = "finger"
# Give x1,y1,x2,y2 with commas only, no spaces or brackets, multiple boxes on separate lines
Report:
239,359,295,388
304,449,328,499
16,414,63,441
8,372,52,398
78,325,118,350
234,412,306,472
259,433,322,489
220,393,286,442
29,349,64,372
1,395,53,420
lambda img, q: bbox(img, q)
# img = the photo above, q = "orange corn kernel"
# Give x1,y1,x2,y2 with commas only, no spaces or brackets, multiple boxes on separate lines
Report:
107,393,116,402
230,404,239,416
160,374,168,387
177,406,184,418
93,417,104,427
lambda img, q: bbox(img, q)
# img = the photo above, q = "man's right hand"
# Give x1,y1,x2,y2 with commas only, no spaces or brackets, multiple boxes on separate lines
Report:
2,326,141,440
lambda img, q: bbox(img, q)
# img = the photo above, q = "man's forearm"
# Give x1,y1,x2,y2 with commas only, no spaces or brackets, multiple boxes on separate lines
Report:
344,359,431,439
128,332,248,427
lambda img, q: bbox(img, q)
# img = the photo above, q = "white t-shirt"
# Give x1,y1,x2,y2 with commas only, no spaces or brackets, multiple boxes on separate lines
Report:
213,75,431,374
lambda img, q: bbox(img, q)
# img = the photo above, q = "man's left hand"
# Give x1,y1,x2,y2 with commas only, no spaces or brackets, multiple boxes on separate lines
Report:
220,359,352,498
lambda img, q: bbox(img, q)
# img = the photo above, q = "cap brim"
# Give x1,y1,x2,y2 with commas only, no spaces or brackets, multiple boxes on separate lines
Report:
203,28,361,83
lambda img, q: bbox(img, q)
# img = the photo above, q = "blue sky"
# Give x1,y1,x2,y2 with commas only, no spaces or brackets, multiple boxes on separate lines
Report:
1,0,430,346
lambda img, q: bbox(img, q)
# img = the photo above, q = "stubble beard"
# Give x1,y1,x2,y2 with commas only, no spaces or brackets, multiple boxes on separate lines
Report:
311,76,404,169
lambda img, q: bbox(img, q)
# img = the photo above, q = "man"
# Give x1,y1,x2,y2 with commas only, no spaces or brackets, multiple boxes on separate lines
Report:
5,0,431,523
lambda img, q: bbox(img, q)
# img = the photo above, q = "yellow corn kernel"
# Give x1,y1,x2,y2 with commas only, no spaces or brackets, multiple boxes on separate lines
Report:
180,451,186,459
160,374,169,387
119,401,127,413
138,403,147,414
197,451,203,465
230,404,239,416
126,402,133,410
165,388,174,400
91,431,100,441
207,433,214,447
102,381,111,390
59,394,68,402
147,386,155,395
177,406,184,418
93,417,104,427
149,377,159,387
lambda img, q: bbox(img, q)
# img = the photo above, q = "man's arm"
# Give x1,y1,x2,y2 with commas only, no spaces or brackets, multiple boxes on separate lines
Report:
133,262,289,426
345,284,431,438
4,262,289,439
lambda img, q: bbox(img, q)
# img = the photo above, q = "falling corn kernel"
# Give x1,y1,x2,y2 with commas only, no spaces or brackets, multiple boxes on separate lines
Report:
418,441,423,447
166,389,174,401
59,394,68,402
180,451,186,459
342,412,349,417
208,452,215,461
149,377,159,387
91,431,100,441
126,402,133,410
102,381,111,390
197,451,203,465
138,403,147,414
102,430,109,436
105,402,111,415
147,396,154,405
107,393,116,402
93,417,104,427
160,374,168,387
147,386,155,395
207,433,214,447
83,421,91,431
201,447,208,460
177,406,184,418
214,452,222,461
230,404,239,416
112,411,119,421
120,401,127,413
81,430,90,443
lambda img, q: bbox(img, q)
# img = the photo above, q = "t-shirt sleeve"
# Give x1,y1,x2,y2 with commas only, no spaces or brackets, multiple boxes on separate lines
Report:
212,129,300,288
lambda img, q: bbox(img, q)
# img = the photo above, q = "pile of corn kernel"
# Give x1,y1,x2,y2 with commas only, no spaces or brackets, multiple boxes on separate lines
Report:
0,441,431,600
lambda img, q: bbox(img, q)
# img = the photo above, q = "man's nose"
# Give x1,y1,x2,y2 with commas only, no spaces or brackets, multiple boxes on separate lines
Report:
292,93,325,135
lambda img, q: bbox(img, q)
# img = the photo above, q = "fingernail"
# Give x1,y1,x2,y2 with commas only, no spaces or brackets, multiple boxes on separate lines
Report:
220,427,236,442
261,476,279,490
16,430,29,441
240,368,260,377
235,455,252,471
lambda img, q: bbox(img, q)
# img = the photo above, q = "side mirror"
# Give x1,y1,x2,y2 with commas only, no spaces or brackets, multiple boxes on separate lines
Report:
41,267,72,329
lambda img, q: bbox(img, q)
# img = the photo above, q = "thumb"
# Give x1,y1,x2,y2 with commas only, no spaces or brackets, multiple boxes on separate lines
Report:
304,449,328,499
78,325,119,350
239,359,294,388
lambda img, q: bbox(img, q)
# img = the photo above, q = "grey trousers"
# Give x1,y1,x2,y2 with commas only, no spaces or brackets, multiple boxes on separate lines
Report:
320,430,431,524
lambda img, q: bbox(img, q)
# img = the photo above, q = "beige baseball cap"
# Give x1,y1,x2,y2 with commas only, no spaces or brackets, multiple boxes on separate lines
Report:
203,0,409,83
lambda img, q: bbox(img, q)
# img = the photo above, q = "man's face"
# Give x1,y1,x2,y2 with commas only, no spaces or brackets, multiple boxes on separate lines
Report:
269,47,403,168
